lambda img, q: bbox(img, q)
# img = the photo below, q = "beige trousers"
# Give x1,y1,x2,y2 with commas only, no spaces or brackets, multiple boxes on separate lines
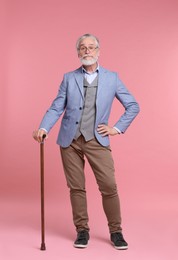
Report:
60,136,122,233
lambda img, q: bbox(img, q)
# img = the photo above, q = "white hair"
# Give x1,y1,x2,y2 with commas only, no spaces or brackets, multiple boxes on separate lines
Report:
76,33,100,51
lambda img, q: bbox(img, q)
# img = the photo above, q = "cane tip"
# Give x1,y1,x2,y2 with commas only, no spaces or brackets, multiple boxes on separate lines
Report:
40,243,46,250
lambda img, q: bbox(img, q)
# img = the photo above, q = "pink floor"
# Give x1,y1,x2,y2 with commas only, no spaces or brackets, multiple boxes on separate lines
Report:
1,192,177,260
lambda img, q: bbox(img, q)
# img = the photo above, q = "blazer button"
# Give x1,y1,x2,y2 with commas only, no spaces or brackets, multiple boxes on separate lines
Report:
79,107,82,110
76,122,79,124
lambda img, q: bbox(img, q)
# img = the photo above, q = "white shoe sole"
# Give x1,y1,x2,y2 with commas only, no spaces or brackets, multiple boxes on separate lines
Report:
111,242,128,250
73,243,88,248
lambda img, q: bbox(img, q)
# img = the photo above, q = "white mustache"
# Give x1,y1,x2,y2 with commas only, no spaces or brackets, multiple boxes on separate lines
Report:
82,54,93,58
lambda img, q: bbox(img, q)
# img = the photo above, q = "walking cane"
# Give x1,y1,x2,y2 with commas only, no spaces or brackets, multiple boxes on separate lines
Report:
40,135,46,250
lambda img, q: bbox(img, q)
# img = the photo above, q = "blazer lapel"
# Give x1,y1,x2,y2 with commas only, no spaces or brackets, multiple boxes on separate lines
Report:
74,67,84,99
97,66,107,96
74,66,107,100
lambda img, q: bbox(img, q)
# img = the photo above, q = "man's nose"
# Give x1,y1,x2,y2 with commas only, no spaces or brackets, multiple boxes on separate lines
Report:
85,48,90,53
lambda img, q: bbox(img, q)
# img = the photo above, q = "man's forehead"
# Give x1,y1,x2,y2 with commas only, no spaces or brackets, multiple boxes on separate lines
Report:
80,37,96,46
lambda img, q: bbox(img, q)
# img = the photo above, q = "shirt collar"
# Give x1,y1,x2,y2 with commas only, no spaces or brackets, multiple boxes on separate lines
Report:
82,63,99,75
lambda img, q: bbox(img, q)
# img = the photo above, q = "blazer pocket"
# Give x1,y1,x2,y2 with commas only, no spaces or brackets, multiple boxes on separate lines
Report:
63,115,70,120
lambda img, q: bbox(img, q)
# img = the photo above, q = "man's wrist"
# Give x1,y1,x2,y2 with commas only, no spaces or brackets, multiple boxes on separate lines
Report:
39,128,48,133
113,126,121,134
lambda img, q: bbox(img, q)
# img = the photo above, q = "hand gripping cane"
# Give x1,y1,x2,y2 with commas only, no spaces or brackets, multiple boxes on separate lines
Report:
40,135,46,250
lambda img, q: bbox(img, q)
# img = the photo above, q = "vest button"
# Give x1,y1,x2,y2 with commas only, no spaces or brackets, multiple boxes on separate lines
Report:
79,107,82,110
76,122,79,124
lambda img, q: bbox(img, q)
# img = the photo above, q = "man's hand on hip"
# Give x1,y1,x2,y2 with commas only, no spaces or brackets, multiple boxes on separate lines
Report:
97,124,119,136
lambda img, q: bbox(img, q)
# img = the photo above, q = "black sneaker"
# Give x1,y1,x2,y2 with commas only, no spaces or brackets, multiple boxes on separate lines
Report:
111,232,128,250
73,230,90,248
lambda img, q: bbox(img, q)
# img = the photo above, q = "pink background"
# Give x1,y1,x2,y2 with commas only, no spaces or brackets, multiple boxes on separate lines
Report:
0,0,178,259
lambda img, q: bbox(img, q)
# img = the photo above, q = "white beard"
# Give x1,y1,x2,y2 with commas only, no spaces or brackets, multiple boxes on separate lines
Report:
80,56,98,66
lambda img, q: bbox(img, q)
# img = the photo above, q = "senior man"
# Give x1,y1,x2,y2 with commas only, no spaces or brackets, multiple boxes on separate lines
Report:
33,33,140,250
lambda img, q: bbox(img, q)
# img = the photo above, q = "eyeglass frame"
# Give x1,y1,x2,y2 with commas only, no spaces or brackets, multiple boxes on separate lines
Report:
78,45,99,53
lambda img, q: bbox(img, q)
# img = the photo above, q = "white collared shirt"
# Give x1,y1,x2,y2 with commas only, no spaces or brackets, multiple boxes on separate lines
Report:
82,64,99,84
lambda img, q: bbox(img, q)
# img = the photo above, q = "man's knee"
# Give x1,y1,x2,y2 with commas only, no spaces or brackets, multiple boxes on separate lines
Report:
99,182,118,197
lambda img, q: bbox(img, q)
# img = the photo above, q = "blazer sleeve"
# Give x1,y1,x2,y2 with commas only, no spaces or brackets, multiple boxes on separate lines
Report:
39,74,67,132
114,74,140,133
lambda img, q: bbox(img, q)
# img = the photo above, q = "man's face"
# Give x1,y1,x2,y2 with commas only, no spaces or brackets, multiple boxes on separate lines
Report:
78,37,100,66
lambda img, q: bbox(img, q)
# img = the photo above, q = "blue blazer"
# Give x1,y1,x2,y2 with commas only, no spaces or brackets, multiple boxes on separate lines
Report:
39,66,140,147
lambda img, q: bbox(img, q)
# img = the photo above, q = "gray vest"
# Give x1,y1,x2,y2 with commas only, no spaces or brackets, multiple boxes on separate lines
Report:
74,76,98,141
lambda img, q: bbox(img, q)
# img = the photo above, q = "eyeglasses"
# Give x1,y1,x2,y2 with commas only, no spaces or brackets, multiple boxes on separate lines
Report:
78,46,98,52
